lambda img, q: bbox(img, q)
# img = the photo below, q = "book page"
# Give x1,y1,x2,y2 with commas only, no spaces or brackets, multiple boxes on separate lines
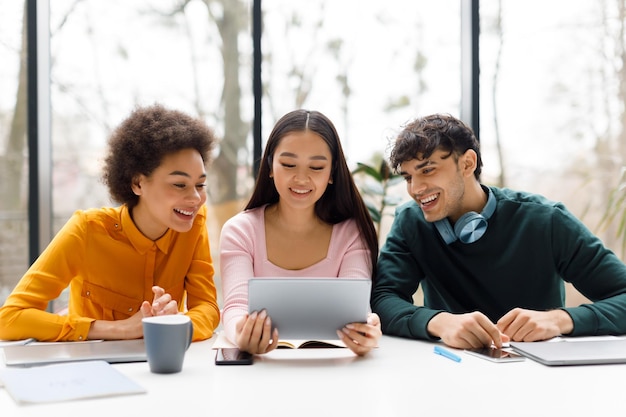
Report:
0,360,146,404
212,332,346,350
277,339,346,349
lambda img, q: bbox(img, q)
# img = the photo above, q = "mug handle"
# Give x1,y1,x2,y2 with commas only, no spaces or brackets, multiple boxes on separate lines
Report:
185,320,194,350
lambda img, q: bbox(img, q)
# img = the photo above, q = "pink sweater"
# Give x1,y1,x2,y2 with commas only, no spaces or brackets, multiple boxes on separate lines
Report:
219,205,372,343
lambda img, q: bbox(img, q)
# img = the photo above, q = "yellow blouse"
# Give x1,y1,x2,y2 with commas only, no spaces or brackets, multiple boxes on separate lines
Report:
0,204,219,342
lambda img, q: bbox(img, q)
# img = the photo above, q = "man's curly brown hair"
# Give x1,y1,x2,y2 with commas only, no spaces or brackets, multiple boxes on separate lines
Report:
102,104,216,208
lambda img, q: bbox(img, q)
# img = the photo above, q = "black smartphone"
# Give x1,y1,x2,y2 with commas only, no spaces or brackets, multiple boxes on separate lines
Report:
215,348,254,365
464,346,525,363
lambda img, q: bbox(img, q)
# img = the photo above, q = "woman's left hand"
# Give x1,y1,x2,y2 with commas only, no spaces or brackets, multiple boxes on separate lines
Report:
337,312,382,356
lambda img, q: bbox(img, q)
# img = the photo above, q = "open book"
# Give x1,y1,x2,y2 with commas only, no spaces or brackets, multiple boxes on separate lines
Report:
277,339,345,349
212,332,346,350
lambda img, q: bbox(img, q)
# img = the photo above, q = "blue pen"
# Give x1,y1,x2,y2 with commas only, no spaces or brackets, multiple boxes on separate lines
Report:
434,345,462,363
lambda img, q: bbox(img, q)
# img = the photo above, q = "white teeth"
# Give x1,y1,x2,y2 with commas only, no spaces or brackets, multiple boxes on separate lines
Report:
420,194,437,204
291,189,310,194
175,208,194,216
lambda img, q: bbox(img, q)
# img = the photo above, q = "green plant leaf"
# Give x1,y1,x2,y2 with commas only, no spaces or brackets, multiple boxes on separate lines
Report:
352,163,383,181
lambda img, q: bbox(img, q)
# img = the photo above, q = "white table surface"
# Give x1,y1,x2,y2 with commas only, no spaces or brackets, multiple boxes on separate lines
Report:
1,334,624,416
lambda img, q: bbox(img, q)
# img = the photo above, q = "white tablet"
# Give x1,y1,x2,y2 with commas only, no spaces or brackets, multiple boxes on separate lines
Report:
247,277,371,340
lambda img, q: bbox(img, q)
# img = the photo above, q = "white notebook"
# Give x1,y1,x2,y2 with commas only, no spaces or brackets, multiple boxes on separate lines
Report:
0,360,146,404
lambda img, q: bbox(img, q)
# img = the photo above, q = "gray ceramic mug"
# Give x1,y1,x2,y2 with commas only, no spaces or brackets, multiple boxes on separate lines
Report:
142,315,193,374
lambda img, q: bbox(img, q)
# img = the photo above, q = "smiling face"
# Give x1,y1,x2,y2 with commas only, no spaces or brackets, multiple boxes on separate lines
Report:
399,149,474,223
130,148,207,240
270,130,333,212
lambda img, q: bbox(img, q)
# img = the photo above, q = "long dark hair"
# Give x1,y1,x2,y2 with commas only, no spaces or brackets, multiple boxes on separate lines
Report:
246,109,378,278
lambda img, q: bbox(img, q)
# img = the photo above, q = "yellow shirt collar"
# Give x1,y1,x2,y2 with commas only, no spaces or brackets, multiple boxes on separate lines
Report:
119,205,173,255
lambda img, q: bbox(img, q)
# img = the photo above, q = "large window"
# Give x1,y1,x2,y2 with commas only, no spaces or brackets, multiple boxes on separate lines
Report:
49,0,254,308
261,0,463,241
480,0,626,257
0,1,28,303
262,0,462,169
0,0,254,307
3,1,626,309
49,0,253,241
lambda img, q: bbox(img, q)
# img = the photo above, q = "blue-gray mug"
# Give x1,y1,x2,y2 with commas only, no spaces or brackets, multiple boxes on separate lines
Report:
142,314,193,374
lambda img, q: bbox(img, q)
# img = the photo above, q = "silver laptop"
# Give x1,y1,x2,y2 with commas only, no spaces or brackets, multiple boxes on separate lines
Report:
510,338,626,366
2,339,147,367
248,277,371,340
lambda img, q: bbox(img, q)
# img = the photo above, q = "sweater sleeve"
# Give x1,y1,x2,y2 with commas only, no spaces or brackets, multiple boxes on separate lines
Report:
551,205,626,336
371,203,442,340
219,212,257,345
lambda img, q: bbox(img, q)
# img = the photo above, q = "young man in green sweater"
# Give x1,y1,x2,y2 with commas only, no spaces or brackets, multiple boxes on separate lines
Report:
372,114,626,349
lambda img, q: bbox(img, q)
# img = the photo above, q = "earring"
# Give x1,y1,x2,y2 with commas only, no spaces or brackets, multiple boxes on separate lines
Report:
328,179,333,184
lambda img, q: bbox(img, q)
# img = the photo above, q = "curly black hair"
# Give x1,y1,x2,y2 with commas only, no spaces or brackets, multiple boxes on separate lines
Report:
102,104,216,208
389,113,482,180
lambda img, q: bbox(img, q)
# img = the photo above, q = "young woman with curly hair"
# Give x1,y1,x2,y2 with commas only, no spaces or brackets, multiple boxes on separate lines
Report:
0,104,220,342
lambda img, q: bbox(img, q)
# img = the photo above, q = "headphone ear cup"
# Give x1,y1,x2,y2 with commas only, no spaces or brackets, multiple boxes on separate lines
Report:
454,212,488,244
433,187,496,245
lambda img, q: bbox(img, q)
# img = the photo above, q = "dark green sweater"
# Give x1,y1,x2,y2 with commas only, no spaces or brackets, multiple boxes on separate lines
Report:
372,186,626,340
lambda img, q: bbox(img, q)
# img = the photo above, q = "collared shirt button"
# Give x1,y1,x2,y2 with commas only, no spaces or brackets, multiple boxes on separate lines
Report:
128,307,133,312
86,291,90,296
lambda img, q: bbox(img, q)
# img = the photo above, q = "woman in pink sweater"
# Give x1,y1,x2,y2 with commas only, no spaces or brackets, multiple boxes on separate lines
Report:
220,109,381,356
